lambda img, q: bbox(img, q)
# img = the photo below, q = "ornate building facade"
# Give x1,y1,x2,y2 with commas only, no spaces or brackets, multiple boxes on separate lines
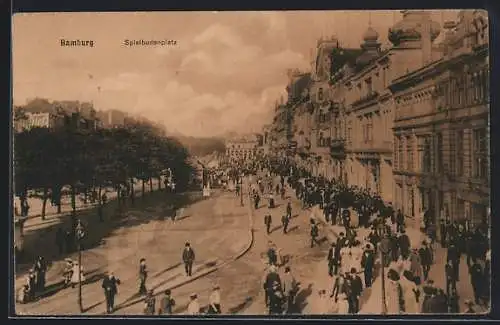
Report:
264,10,489,224
225,134,263,161
391,10,489,226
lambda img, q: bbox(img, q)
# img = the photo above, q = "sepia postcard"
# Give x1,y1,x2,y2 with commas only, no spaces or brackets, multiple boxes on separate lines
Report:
11,10,490,317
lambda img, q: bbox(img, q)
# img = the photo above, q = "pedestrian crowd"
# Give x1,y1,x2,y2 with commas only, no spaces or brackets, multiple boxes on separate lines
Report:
254,155,490,314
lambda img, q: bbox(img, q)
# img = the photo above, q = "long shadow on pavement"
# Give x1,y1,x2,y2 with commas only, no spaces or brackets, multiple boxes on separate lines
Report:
16,191,206,287
295,283,313,313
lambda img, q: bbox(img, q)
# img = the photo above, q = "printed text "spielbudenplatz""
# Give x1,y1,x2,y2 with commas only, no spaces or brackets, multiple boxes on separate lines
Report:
123,39,177,46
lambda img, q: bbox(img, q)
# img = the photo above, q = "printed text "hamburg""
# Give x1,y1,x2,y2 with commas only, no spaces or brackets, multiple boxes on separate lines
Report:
60,39,95,47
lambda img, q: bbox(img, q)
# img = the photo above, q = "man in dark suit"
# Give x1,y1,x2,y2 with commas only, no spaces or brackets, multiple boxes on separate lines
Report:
102,271,121,314
286,201,292,219
361,244,375,288
182,242,195,277
264,214,272,234
398,229,411,260
349,268,363,313
264,266,281,307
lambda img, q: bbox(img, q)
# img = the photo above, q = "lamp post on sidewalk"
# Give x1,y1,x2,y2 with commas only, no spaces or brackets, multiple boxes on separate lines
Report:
75,220,86,313
240,174,244,206
379,237,390,315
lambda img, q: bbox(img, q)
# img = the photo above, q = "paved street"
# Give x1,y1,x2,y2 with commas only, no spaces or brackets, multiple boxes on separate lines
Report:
15,189,251,315
240,172,331,315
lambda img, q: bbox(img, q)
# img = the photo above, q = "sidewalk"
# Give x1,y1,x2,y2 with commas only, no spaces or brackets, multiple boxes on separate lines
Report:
19,179,159,232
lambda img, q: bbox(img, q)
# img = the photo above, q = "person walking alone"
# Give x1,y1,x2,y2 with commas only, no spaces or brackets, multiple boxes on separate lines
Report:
138,258,148,295
264,214,272,235
207,285,222,314
281,214,290,234
102,271,120,314
182,242,195,277
310,219,319,248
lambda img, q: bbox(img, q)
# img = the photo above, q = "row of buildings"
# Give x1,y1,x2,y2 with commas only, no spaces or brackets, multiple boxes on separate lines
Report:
262,10,489,227
13,100,135,132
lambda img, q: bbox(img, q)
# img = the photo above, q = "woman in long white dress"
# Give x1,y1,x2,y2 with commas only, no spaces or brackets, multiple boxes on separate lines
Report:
385,269,403,315
340,244,351,274
70,262,85,288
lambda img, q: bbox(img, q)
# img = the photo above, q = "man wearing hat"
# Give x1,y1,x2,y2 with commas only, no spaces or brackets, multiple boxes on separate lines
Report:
267,242,278,266
310,218,319,248
102,271,121,314
138,258,148,295
264,214,272,234
182,242,195,277
207,285,222,314
327,242,341,277
349,268,363,313
361,244,375,288
281,266,298,314
159,289,175,315
418,241,432,281
187,293,200,315
336,232,347,250
397,229,411,260
264,265,281,307
281,213,290,234
144,289,156,315
447,243,460,281
268,280,284,315
421,280,436,313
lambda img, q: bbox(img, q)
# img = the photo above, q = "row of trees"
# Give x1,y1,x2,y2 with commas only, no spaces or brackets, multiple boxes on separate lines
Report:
14,107,196,220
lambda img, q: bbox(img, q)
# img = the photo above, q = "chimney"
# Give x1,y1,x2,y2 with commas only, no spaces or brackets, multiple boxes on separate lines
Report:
421,13,433,66
108,110,112,125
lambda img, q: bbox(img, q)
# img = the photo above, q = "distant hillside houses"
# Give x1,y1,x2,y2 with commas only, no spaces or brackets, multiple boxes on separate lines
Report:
12,98,161,133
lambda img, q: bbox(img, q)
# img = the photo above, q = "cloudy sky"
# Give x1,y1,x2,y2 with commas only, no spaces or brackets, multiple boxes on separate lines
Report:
12,10,459,137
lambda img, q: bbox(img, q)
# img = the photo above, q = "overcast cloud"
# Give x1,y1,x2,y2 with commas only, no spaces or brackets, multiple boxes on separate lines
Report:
12,10,459,137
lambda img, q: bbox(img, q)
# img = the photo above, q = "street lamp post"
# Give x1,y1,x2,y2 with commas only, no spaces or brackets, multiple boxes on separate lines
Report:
75,220,86,313
379,237,390,315
240,175,244,207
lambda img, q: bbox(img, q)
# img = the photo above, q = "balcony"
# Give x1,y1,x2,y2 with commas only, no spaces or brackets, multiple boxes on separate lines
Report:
353,140,392,154
330,138,346,149
351,91,379,108
330,138,346,158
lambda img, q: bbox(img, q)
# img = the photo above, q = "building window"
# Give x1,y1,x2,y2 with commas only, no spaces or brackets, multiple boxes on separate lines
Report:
456,130,464,176
367,117,373,143
406,136,413,171
472,128,488,180
365,78,373,95
436,133,443,173
318,88,324,101
397,136,404,171
409,187,415,218
394,136,399,169
456,197,465,219
419,136,432,173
